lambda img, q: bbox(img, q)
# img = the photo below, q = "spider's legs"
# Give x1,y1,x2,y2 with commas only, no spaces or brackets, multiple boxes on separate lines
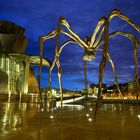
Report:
55,16,87,103
56,60,63,107
108,8,140,99
53,17,64,103
84,60,88,100
97,48,122,98
57,17,88,49
97,31,139,100
133,46,139,101
109,9,140,32
89,17,105,48
94,56,107,122
107,53,122,97
39,29,78,99
98,18,109,97
48,58,58,95
38,72,42,101
94,18,109,122
38,30,58,101
49,41,77,105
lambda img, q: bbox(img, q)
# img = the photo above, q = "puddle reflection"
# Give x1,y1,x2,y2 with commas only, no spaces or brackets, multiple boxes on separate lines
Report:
0,102,140,139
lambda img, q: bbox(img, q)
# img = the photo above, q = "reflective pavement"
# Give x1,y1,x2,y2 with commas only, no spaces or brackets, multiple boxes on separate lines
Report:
0,102,140,140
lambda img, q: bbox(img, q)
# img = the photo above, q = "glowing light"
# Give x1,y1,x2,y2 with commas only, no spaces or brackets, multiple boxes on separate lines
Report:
41,108,44,111
50,115,54,119
56,96,86,106
52,89,56,97
88,118,92,122
86,114,89,117
90,108,93,111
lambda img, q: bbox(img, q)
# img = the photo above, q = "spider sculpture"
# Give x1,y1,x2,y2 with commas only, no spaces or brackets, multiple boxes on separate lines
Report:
39,9,140,105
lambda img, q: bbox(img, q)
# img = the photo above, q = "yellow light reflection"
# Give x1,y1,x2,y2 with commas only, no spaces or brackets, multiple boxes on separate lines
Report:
88,118,92,122
86,114,89,117
50,115,54,119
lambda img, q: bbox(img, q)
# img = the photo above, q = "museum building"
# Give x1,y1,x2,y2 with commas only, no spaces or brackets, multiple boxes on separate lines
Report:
0,21,50,100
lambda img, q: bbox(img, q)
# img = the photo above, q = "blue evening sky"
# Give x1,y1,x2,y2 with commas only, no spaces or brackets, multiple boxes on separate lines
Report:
0,0,140,90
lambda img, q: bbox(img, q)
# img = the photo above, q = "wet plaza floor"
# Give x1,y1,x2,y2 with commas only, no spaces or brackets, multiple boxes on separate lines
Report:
0,102,140,140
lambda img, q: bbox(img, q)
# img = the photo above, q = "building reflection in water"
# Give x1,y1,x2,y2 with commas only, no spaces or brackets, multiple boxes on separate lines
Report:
0,103,23,134
0,102,93,130
0,102,140,139
0,21,51,102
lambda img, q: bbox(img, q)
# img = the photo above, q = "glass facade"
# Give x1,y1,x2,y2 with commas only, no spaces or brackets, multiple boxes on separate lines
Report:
0,54,25,95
